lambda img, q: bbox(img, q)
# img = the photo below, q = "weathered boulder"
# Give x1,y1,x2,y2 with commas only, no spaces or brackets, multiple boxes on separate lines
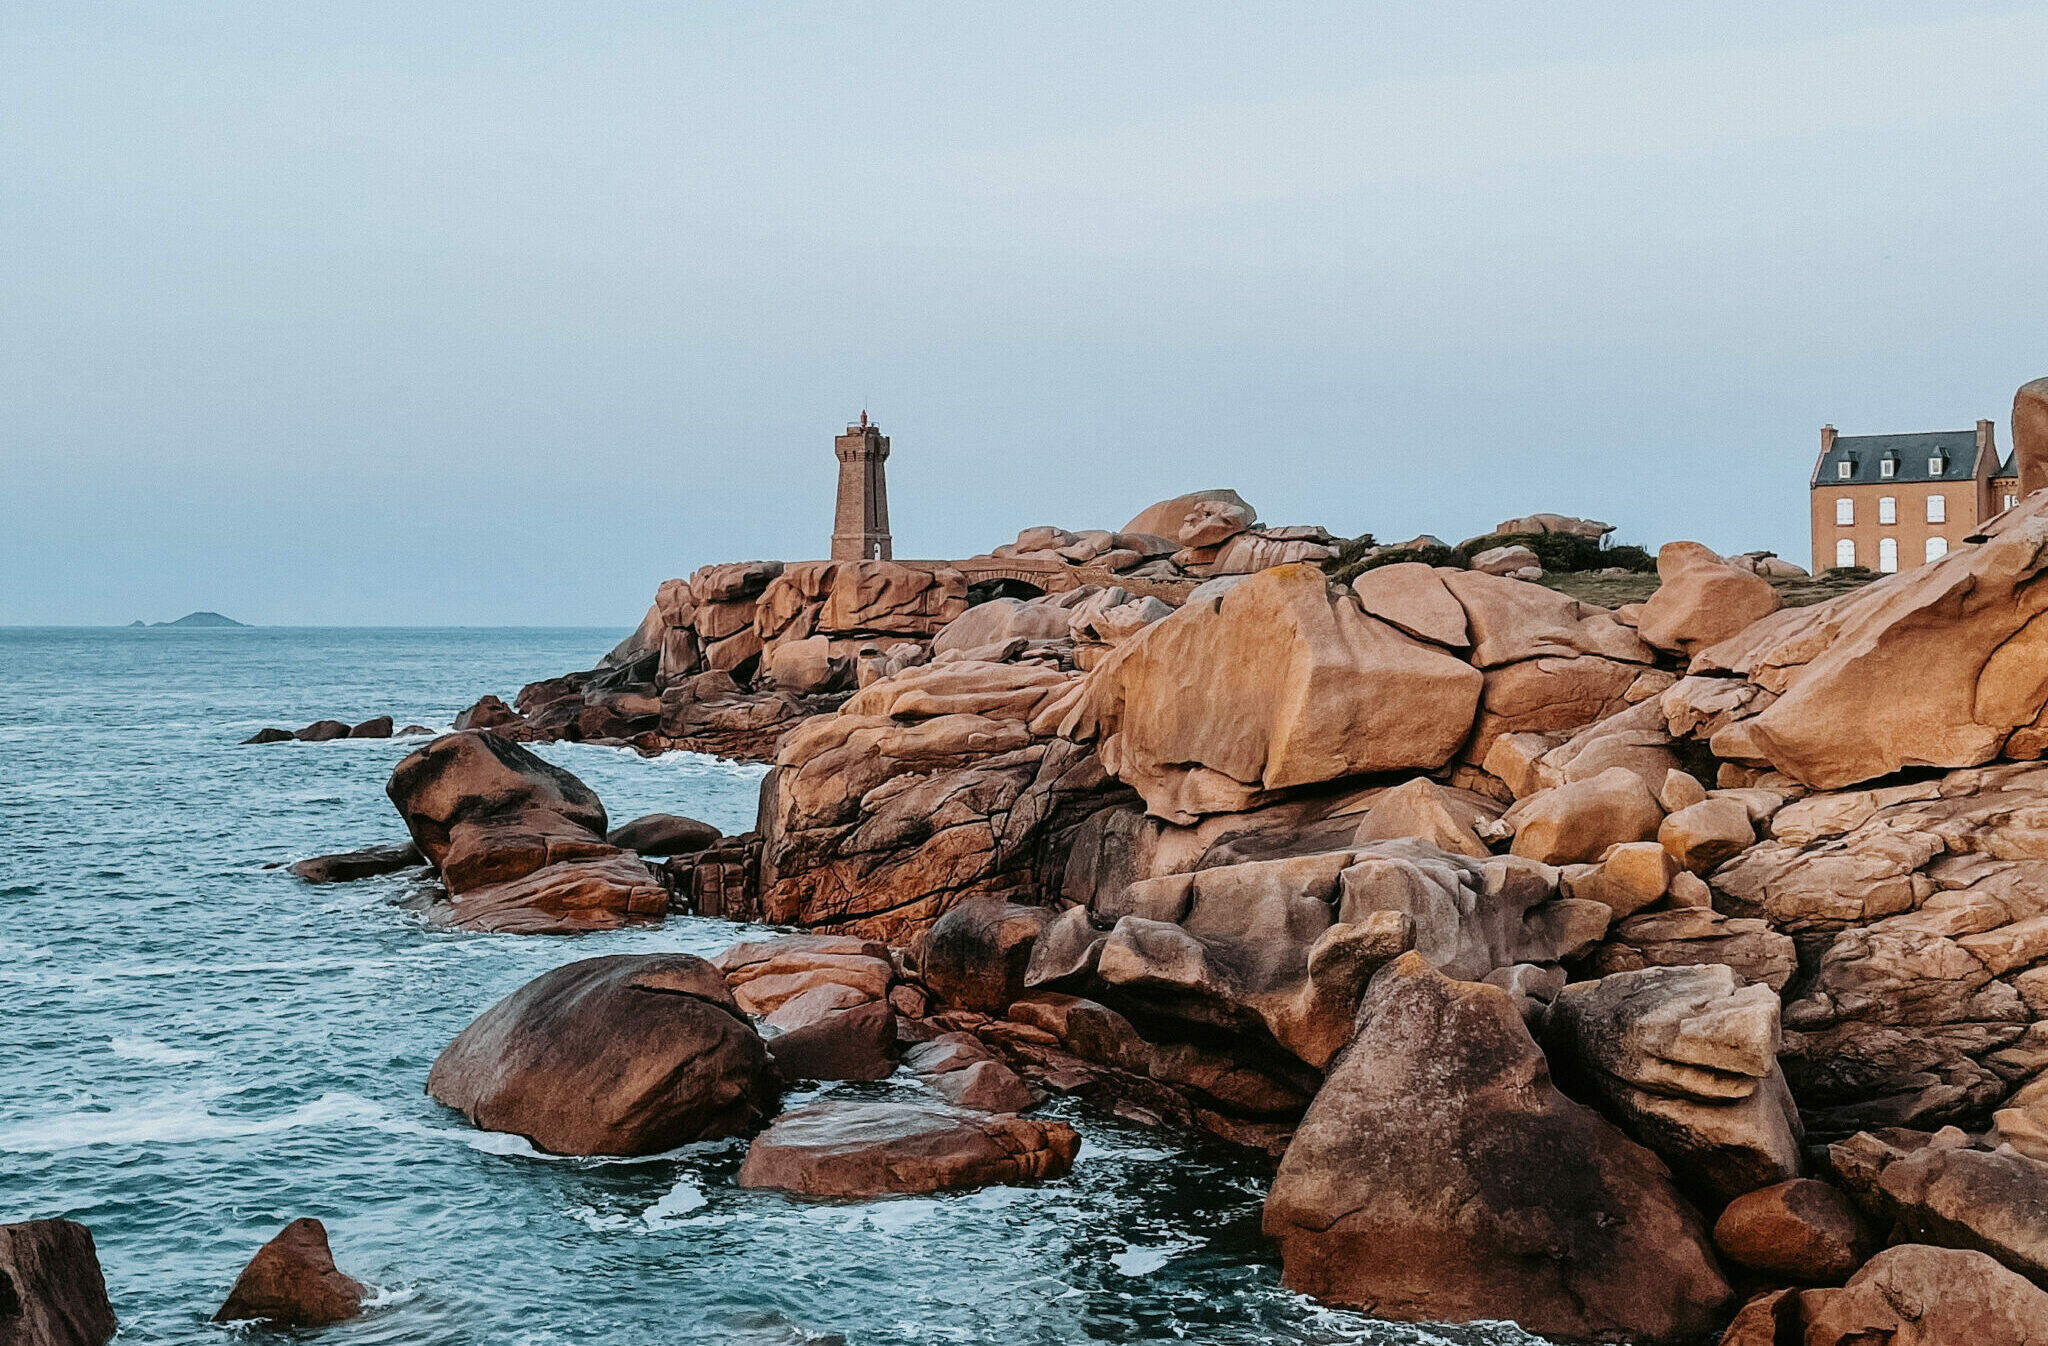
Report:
1346,562,1469,648
933,597,1075,655
1635,542,1781,658
288,841,422,884
757,560,968,649
1711,1179,1874,1282
1067,565,1483,823
1206,530,1341,574
295,719,351,742
1176,498,1256,548
427,954,778,1156
1674,491,2048,788
1441,570,1655,669
348,715,394,738
1263,954,1733,1343
1589,908,1799,994
1561,841,1676,921
735,1100,1079,1197
1874,1143,2048,1283
763,1000,896,1082
1545,964,1804,1203
761,635,852,695
0,1219,115,1346
1494,513,1615,541
1470,543,1541,577
1121,489,1255,541
2019,376,2048,500
1658,797,1755,873
242,726,293,744
453,694,521,731
1800,1244,2048,1345
606,813,720,857
213,1219,363,1327
713,934,894,1016
919,897,1051,1013
1507,767,1665,866
386,731,662,933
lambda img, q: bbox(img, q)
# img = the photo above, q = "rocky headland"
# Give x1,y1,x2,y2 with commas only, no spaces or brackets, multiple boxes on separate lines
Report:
44,461,2048,1345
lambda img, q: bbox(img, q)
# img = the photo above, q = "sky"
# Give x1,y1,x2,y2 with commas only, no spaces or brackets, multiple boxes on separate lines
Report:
4,3,2045,625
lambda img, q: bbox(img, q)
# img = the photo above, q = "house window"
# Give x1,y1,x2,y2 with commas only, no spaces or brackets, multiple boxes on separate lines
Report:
1836,538,1856,568
1929,456,1947,476
1881,457,1897,478
1838,461,1853,479
1879,537,1899,572
1835,498,1854,525
1878,496,1897,524
1928,494,1946,524
1926,537,1948,563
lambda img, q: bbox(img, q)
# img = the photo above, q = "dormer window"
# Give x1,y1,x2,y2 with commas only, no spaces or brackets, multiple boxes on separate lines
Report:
1837,460,1853,479
1929,455,1947,476
1880,456,1897,479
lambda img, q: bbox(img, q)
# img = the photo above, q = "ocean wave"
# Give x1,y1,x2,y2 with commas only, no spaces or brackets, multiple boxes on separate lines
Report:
0,1090,383,1153
107,1034,208,1064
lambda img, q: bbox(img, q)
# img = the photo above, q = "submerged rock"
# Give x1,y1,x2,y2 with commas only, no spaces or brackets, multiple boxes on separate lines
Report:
1262,953,1732,1345
288,841,422,884
736,1100,1078,1197
0,1218,116,1346
427,954,778,1156
213,1218,363,1327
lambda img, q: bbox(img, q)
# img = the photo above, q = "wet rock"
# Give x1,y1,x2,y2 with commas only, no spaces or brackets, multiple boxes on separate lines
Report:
348,715,395,739
213,1218,363,1327
397,723,434,736
294,719,351,742
1711,1179,1874,1282
715,934,895,1017
288,841,422,884
764,1000,896,1082
1263,953,1732,1345
919,897,1051,1013
735,1100,1079,1197
1544,964,1804,1203
241,727,293,744
606,813,721,857
453,694,521,730
427,954,778,1156
925,1057,1041,1112
1800,1244,2048,1345
0,1218,115,1345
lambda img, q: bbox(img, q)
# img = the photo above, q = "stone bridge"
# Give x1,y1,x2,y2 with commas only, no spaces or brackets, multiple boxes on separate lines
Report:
897,556,1199,605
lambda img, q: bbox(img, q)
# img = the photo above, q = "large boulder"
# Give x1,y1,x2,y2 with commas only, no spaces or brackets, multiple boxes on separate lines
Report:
1121,489,1255,541
1544,964,1803,1204
427,954,779,1156
1067,565,1483,823
606,813,720,857
1506,767,1665,866
1672,491,2048,789
0,1219,115,1346
932,597,1074,656
1263,954,1732,1344
1176,498,1256,548
757,560,968,648
918,897,1050,1013
735,1100,1079,1197
1874,1143,2048,1283
1800,1244,2048,1345
385,731,662,933
213,1219,364,1327
2018,376,2048,500
1711,1179,1874,1282
1634,542,1781,659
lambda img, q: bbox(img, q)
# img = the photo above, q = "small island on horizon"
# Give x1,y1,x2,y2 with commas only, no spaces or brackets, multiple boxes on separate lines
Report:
129,611,249,628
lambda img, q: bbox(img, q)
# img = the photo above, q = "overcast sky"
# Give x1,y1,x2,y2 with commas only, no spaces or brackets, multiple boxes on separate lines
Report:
4,3,2045,625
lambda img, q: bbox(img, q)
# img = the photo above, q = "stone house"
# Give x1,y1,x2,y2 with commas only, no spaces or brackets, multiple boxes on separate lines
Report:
1808,420,2012,574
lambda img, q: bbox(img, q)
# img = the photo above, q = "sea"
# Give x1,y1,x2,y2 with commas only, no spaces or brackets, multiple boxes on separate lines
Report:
0,626,1544,1345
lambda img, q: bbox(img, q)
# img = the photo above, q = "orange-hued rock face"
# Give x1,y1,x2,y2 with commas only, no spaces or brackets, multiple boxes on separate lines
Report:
1634,541,1781,658
1068,565,1484,823
2017,377,2048,499
1670,492,2048,790
1262,953,1733,1344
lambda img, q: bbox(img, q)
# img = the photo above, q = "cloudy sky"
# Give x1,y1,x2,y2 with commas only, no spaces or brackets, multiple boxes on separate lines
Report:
4,2,2044,624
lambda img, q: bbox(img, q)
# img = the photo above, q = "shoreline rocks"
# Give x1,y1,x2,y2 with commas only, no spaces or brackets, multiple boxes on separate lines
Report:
0,1218,116,1346
735,1100,1079,1198
213,1218,363,1328
427,954,779,1156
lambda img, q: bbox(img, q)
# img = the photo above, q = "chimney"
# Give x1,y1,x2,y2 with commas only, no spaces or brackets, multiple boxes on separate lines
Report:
1821,424,1837,456
1979,418,1996,463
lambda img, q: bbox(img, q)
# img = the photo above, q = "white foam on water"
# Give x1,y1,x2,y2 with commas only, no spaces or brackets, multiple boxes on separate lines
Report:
107,1034,207,1064
641,1177,708,1228
0,1090,382,1153
1109,1240,1196,1277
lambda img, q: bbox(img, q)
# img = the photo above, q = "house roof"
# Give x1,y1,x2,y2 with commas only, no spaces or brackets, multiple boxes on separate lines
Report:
1815,429,1984,487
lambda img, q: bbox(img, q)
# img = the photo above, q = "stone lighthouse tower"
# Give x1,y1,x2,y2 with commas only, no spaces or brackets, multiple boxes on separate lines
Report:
831,411,892,560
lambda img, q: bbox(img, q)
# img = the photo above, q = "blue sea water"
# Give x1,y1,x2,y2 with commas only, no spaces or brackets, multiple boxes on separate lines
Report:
0,627,1544,1345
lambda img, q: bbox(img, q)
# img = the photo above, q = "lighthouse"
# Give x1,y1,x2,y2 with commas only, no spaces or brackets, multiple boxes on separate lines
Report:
830,411,893,561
